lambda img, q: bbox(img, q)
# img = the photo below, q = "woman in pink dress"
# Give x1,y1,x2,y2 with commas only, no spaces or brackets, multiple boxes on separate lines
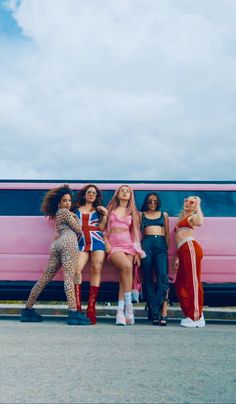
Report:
105,185,145,326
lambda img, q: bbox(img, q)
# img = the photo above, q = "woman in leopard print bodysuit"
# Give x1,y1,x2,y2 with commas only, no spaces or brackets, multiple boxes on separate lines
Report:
20,185,90,325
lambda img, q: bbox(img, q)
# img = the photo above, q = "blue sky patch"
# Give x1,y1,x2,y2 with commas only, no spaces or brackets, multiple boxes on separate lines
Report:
0,0,24,39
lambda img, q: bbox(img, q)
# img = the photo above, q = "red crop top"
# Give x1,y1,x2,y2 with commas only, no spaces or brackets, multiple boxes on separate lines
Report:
174,215,194,233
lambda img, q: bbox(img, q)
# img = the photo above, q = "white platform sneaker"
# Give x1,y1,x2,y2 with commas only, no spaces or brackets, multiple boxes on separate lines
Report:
125,304,135,325
180,314,206,328
116,309,126,326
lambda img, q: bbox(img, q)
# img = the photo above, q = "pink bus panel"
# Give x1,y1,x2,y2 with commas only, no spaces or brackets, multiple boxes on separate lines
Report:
0,216,235,284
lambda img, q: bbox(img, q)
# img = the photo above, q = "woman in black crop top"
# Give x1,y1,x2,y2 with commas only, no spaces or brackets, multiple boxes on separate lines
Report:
140,193,170,325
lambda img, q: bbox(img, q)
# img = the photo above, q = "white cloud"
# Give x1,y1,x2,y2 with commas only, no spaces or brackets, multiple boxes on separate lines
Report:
0,0,235,180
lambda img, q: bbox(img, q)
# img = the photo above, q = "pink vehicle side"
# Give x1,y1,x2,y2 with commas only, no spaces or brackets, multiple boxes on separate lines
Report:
0,180,235,305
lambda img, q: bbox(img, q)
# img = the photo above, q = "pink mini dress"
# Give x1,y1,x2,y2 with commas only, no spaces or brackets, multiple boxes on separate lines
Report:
107,211,136,256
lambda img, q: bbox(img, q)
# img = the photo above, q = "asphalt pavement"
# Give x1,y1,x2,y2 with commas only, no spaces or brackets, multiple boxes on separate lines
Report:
0,305,235,404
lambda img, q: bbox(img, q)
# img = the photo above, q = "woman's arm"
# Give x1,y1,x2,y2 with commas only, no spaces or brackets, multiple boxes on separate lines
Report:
134,253,141,266
171,256,179,274
97,206,108,231
139,211,144,240
139,211,143,222
102,214,111,253
163,212,170,248
60,209,81,234
132,212,146,261
189,197,204,227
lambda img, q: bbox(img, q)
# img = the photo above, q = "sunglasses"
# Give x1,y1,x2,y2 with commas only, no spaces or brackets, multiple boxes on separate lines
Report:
148,200,158,204
184,198,195,205
86,190,97,195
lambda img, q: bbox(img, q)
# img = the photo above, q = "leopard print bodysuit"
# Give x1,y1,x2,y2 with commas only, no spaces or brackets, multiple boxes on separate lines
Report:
26,208,81,310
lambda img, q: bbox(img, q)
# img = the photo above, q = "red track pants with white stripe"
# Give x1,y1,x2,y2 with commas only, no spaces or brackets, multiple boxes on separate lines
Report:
175,240,204,321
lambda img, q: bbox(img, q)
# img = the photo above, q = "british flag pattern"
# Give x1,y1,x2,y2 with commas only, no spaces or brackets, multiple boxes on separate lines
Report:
76,210,105,252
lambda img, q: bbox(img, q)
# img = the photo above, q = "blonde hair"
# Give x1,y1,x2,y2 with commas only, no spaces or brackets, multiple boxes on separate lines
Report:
178,195,198,219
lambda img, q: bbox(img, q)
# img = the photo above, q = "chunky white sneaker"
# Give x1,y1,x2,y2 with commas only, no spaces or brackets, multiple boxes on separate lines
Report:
125,304,135,325
116,309,126,326
180,314,205,328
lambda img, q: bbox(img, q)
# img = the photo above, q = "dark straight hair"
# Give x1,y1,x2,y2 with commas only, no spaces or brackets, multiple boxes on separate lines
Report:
141,192,161,212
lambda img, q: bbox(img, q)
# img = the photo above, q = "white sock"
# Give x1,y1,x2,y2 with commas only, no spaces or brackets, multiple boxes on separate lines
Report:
117,300,125,310
124,292,132,307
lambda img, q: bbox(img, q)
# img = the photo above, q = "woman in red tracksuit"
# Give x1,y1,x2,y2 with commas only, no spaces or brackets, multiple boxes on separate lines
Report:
173,196,205,328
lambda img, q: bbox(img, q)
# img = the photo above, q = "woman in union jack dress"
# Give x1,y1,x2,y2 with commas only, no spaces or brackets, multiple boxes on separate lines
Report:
73,184,108,324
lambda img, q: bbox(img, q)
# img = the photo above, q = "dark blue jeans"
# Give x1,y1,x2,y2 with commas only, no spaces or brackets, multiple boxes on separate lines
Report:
141,235,169,318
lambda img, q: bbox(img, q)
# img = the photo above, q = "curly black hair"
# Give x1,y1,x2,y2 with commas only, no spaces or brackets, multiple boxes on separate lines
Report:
73,184,103,210
141,192,161,212
41,184,73,218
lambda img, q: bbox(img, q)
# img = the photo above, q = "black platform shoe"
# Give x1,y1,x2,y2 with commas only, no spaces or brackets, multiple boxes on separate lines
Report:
67,310,91,326
20,308,43,322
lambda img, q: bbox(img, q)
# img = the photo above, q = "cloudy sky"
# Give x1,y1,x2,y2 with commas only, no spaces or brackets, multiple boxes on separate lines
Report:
0,0,235,181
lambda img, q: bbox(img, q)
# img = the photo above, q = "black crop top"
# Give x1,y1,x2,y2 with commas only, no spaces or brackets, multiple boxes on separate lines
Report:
141,212,165,231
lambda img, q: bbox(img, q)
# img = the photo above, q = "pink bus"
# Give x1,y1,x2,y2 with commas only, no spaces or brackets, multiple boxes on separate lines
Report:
0,180,235,306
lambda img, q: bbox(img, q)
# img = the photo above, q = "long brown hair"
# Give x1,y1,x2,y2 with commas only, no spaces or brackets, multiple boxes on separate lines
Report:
74,184,102,209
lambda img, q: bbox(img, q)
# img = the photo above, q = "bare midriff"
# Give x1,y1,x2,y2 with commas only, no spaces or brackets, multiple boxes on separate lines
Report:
175,228,195,245
110,227,129,234
144,225,165,236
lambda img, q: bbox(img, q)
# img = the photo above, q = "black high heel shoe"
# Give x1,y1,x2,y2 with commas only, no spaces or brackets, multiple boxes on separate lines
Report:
159,316,168,326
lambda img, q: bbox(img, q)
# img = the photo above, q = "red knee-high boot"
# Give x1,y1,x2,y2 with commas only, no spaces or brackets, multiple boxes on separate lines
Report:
75,284,82,311
86,285,99,325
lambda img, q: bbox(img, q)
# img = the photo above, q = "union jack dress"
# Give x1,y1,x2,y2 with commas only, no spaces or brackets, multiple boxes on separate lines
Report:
76,210,105,252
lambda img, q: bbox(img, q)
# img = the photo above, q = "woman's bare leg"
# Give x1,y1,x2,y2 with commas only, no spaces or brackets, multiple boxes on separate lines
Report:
90,250,105,287
110,252,133,298
161,300,168,317
110,252,134,325
75,252,89,284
